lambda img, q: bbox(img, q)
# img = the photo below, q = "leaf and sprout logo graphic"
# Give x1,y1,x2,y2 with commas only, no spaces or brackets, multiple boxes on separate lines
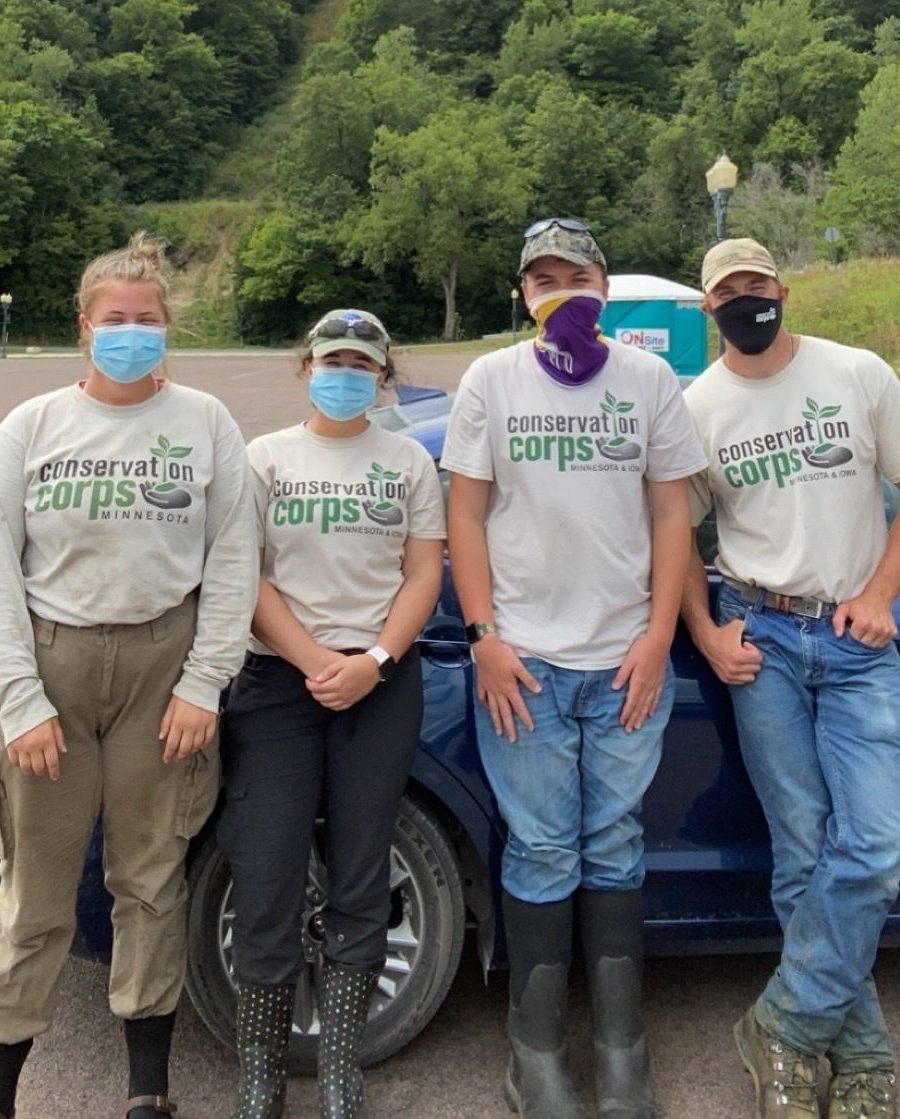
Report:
800,398,853,468
143,434,194,509
598,391,642,461
363,461,404,526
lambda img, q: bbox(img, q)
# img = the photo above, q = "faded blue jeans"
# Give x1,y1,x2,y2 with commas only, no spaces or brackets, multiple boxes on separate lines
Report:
476,657,675,904
717,583,900,1069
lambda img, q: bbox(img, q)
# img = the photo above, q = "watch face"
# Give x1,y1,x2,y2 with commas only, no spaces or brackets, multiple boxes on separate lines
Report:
378,655,397,682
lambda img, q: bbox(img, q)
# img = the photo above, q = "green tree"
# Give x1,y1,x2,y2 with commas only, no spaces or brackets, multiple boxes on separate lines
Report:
340,0,520,60
355,27,450,134
493,4,571,83
346,104,532,339
188,0,298,122
825,62,900,252
727,162,825,266
565,11,667,107
519,81,652,218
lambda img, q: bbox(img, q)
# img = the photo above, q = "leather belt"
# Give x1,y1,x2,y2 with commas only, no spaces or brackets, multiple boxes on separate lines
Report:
725,579,837,619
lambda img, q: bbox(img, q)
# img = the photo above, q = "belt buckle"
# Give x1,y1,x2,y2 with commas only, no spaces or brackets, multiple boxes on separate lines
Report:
792,596,824,619
772,593,793,613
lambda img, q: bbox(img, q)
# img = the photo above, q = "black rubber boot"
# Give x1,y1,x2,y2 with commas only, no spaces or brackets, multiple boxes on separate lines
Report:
317,960,379,1118
232,979,295,1119
503,891,585,1119
578,888,656,1119
0,1038,32,1119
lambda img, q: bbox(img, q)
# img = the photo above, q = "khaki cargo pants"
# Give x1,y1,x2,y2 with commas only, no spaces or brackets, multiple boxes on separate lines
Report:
0,593,220,1044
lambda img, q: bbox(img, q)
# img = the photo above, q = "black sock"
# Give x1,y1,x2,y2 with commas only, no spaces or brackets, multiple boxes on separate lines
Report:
0,1038,33,1117
124,1013,175,1117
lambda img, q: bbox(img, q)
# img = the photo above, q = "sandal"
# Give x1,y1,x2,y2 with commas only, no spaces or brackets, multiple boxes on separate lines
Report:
126,1096,178,1118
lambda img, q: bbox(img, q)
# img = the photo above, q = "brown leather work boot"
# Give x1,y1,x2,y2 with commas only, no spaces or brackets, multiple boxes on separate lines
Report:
734,1007,820,1117
828,1070,897,1117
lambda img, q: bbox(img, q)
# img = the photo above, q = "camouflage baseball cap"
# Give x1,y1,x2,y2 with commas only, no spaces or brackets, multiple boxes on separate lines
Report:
519,218,607,274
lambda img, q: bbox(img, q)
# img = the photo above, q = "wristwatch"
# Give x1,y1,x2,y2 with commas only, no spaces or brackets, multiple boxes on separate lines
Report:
366,645,397,682
465,621,497,645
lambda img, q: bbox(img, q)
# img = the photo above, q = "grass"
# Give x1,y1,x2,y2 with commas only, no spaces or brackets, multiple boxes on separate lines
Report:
132,199,264,347
403,330,536,355
783,258,900,368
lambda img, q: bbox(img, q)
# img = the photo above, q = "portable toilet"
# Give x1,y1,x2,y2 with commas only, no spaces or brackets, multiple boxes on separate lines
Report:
601,274,707,379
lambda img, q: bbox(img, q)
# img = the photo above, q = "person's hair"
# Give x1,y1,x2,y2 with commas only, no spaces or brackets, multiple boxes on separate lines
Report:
296,314,397,384
77,231,173,322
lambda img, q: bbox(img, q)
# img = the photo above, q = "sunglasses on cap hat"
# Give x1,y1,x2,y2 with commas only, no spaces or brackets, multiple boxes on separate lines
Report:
309,315,390,346
523,217,595,240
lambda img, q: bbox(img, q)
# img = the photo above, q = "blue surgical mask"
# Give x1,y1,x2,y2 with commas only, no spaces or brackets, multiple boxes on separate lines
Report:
90,324,167,383
309,367,378,421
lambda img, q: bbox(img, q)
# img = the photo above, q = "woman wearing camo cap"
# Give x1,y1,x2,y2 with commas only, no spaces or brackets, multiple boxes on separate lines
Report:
218,308,445,1119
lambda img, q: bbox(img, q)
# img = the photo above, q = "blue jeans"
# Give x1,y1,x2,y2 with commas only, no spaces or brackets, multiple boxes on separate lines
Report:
476,657,675,904
717,583,900,1068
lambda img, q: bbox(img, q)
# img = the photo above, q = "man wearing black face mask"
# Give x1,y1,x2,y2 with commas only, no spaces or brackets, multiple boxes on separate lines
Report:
682,238,900,1119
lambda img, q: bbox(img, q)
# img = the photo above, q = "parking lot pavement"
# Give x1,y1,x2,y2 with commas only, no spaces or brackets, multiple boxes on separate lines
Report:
0,348,473,442
16,941,900,1117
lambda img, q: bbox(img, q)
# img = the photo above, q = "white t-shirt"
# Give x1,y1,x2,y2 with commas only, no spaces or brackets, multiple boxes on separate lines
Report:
0,510,57,744
0,381,257,725
440,339,707,669
685,336,900,602
249,422,446,653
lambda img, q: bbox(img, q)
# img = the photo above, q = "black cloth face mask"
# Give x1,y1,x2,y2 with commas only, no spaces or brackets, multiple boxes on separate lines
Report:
711,294,783,355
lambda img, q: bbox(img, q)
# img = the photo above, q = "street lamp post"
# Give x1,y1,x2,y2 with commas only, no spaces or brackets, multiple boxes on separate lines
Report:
0,294,12,359
510,287,520,342
705,153,739,243
705,154,739,353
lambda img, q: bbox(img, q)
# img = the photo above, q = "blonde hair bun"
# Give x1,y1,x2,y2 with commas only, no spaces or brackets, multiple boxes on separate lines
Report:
77,231,172,321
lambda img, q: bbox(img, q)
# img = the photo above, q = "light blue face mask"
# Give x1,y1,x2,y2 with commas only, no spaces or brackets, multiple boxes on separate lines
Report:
90,324,167,383
309,367,378,421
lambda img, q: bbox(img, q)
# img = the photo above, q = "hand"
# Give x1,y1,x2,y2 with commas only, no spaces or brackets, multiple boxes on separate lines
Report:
699,619,763,685
7,717,67,780
612,634,670,732
306,654,380,711
302,645,347,681
833,591,898,648
160,697,218,763
473,636,542,744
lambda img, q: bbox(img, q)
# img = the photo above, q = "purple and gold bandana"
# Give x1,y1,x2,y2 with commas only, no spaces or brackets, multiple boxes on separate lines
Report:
529,288,609,387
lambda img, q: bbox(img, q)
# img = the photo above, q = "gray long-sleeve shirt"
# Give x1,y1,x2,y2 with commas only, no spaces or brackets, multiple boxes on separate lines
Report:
0,382,258,742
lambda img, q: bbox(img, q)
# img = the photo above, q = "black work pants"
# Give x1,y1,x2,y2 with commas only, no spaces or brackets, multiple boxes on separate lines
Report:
217,649,422,984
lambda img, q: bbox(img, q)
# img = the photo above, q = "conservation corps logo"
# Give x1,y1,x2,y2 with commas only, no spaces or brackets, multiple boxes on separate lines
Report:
34,433,195,522
144,435,194,509
717,397,854,490
506,392,644,472
270,462,407,536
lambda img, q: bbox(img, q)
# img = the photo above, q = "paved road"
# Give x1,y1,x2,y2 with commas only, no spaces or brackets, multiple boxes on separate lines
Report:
6,350,900,1117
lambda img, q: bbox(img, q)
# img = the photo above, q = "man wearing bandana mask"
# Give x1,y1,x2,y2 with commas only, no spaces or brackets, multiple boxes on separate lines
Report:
682,239,900,1119
441,220,706,1118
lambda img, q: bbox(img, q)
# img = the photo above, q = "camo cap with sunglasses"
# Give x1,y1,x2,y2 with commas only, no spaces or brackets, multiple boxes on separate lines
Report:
309,309,391,365
519,218,608,274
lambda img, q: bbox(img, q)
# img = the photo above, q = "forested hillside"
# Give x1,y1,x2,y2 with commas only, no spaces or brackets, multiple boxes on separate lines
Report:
2,0,899,344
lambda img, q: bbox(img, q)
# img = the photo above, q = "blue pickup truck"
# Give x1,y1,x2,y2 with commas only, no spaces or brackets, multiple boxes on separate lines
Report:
68,388,900,1074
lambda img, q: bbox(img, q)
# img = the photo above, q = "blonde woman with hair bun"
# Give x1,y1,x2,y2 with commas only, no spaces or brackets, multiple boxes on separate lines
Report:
0,233,258,1119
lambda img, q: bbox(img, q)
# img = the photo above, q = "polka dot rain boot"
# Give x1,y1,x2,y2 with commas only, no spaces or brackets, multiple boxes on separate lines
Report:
317,961,379,1119
233,979,295,1119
